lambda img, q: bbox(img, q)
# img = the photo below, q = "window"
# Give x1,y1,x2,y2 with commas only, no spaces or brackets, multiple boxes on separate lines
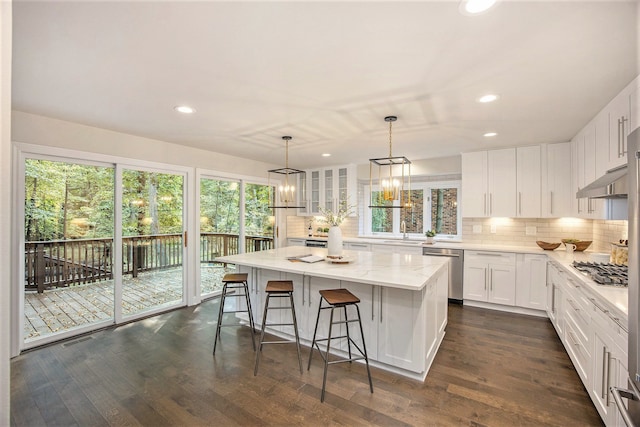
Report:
364,181,461,239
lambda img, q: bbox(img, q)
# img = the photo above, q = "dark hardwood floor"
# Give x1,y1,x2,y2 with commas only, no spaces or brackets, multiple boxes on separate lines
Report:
11,300,603,426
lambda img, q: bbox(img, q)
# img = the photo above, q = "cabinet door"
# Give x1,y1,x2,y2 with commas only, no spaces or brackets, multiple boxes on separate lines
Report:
487,148,516,217
324,169,334,213
461,151,488,217
255,269,283,330
297,172,309,216
435,266,448,335
378,286,425,373
488,264,516,306
340,282,378,360
608,94,630,170
516,146,541,218
300,275,340,342
309,170,321,214
463,263,488,301
543,142,572,217
516,254,547,310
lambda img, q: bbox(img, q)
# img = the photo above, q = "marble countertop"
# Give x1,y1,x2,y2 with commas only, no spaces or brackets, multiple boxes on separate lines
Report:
287,235,628,321
215,246,448,291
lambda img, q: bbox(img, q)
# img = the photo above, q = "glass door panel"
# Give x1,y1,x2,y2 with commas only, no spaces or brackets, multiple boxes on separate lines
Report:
23,158,115,344
121,169,184,317
199,177,240,297
244,183,275,252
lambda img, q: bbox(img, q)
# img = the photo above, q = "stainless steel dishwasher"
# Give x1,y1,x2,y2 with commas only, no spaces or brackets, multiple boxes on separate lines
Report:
422,247,463,303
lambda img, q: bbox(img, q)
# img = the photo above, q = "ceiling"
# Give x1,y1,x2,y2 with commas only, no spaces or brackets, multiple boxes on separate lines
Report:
12,1,639,169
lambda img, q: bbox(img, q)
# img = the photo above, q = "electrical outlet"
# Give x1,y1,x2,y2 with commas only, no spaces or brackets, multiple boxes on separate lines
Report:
473,225,482,234
490,224,497,233
526,226,537,236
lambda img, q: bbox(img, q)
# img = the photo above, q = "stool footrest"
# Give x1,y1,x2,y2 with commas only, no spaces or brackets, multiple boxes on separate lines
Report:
262,322,296,327
260,340,298,345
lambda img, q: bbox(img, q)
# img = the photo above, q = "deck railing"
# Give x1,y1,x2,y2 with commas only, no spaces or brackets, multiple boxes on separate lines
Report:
25,233,274,293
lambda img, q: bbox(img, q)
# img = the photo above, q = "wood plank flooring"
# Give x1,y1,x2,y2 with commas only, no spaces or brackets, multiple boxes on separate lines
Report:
10,301,604,426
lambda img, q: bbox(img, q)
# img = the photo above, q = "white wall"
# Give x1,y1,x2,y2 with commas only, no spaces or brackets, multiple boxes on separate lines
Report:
12,111,281,175
1,0,12,422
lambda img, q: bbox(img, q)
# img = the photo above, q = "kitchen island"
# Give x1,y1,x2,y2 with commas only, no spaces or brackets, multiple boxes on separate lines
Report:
216,246,449,380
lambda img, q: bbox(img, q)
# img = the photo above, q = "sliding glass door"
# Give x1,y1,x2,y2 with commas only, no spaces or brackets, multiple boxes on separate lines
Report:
121,168,185,317
23,158,115,343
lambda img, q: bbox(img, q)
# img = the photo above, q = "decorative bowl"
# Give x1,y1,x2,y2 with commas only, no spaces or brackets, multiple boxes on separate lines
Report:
561,239,592,251
536,241,561,251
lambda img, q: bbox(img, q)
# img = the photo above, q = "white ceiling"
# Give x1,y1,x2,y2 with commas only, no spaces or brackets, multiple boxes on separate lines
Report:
11,1,639,169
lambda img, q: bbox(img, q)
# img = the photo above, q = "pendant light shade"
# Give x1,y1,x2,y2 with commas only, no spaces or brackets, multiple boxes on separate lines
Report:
369,116,412,209
268,136,306,209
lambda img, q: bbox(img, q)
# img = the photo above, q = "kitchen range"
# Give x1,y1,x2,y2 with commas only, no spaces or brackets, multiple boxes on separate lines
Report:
572,261,629,287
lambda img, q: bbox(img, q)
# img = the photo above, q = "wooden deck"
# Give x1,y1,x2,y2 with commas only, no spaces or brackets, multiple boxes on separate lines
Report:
24,265,230,341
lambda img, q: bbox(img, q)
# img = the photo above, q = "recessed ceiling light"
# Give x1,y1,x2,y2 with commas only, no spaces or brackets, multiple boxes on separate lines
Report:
478,94,499,103
174,105,196,114
484,132,497,137
322,153,331,157
460,0,497,15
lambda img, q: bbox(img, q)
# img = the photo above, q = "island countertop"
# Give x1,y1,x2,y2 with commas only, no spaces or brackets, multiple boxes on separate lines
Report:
215,246,448,291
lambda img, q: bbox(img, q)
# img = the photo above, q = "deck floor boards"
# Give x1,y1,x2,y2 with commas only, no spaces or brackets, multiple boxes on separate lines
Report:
11,302,604,426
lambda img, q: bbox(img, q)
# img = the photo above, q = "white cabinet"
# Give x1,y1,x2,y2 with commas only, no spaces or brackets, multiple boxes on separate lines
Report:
344,242,371,252
516,146,541,218
461,149,516,217
463,251,516,306
572,123,606,219
287,238,306,247
542,142,572,217
371,243,422,255
515,254,547,310
300,164,356,216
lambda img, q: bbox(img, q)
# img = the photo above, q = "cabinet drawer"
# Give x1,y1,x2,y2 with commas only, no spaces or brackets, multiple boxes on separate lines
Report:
564,316,592,385
464,251,515,265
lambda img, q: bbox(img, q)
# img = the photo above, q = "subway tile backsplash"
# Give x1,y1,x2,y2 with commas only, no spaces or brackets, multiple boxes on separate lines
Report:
287,215,628,253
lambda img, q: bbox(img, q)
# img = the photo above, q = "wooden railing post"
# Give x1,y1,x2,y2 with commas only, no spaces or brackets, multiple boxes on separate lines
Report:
36,243,45,293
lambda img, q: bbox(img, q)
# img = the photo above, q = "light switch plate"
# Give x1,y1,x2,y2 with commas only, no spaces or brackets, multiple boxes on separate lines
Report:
473,225,482,234
526,226,537,236
490,224,497,233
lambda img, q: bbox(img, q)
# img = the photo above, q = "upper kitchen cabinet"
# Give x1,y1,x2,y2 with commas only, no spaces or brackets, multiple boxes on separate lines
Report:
541,142,572,218
461,149,516,217
298,164,356,216
516,146,541,218
607,87,631,170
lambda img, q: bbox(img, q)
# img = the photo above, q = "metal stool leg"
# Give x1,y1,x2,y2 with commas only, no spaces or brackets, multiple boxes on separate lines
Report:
355,304,374,393
321,307,335,403
212,283,228,355
343,305,353,362
254,294,271,376
289,292,303,374
307,297,324,370
242,281,256,350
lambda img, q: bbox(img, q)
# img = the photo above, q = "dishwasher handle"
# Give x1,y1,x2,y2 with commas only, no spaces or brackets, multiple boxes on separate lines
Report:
423,252,460,258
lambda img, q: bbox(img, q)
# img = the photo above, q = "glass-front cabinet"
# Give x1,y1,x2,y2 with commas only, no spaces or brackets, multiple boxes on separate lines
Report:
298,164,356,216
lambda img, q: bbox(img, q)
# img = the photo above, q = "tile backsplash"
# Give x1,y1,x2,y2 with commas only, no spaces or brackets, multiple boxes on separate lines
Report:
287,215,628,253
462,218,628,252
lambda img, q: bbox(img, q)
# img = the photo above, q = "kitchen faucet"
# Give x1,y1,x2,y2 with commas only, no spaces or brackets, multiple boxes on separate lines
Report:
401,220,408,239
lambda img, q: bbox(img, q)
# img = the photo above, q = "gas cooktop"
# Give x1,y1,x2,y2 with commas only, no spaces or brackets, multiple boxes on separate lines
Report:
571,261,628,287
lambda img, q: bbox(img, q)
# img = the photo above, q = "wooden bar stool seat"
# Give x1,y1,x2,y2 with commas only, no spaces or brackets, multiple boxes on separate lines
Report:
307,288,373,402
212,272,256,355
254,280,303,376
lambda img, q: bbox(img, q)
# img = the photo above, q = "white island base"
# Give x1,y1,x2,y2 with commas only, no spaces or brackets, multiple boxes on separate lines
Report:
216,247,450,381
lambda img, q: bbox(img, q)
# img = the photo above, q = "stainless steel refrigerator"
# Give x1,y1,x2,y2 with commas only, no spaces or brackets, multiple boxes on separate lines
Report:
613,129,640,425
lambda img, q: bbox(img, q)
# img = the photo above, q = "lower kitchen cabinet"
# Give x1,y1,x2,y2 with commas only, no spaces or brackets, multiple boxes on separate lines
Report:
515,254,547,310
463,251,516,306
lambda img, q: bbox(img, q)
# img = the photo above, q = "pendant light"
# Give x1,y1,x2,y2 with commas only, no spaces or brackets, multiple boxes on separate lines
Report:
268,136,306,209
369,116,412,209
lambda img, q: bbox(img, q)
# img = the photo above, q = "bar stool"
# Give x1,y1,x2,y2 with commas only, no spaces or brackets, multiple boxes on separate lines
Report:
212,273,256,354
254,280,303,376
307,288,373,402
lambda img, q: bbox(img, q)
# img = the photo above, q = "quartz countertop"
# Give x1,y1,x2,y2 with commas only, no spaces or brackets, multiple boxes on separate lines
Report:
215,246,448,291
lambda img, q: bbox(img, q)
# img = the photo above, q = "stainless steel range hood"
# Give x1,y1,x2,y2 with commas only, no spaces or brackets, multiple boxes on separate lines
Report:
576,165,628,199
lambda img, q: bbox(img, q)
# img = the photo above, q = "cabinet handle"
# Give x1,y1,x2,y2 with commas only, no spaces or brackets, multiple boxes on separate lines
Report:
605,350,612,406
484,268,488,291
518,192,522,215
379,288,383,323
601,347,609,400
489,269,493,291
567,299,580,312
372,286,375,321
489,193,493,215
567,331,580,347
618,118,623,157
611,316,628,333
588,297,609,314
302,275,306,305
550,191,554,214
483,193,487,216
577,188,582,213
